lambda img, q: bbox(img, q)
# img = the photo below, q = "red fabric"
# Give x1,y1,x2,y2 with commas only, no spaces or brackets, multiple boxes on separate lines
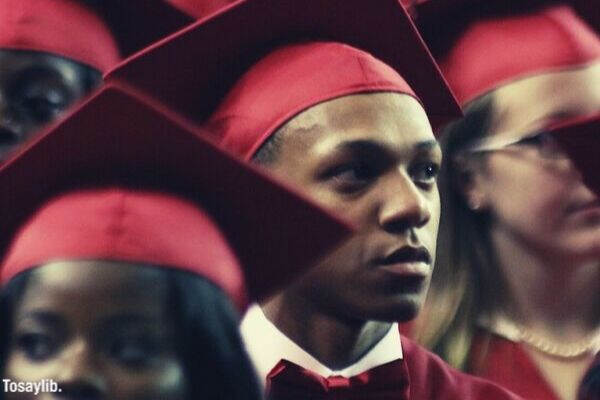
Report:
209,41,417,160
0,0,120,72
440,4,600,104
0,188,247,308
267,359,410,399
469,332,560,400
264,334,523,399
166,0,235,19
400,336,523,399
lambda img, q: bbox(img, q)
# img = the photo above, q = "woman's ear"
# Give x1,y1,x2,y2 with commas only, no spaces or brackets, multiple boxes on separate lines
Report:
453,156,488,212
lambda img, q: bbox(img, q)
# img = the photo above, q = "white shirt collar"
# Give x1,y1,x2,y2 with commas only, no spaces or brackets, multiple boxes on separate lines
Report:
240,304,403,385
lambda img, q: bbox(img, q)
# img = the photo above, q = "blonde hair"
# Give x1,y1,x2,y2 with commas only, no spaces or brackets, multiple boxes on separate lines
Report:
414,94,508,370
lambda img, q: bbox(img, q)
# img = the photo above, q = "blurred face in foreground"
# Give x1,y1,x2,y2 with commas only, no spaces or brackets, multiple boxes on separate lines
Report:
4,261,188,400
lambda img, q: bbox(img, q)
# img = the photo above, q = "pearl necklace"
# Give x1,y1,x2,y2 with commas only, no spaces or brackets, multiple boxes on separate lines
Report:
479,315,600,359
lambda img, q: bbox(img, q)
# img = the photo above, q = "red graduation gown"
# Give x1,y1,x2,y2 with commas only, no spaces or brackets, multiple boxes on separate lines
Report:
267,334,523,399
401,336,523,399
469,330,598,400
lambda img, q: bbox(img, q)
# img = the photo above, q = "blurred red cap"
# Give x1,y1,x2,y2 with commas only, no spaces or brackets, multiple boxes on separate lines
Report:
416,1,600,104
1,188,248,308
0,0,120,72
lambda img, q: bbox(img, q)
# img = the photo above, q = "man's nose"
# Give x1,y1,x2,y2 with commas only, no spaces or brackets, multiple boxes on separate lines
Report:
377,170,432,234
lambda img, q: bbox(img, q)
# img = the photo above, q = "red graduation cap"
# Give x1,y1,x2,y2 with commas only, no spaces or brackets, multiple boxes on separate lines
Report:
0,83,352,308
415,0,600,104
0,0,120,72
105,0,461,142
549,113,600,196
2,187,250,308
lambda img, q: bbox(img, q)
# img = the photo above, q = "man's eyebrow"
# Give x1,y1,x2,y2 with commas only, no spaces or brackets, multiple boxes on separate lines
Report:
333,139,440,154
333,139,392,154
414,140,441,152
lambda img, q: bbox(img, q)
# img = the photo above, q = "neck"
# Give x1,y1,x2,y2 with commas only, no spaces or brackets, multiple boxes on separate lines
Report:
491,226,600,341
261,292,392,370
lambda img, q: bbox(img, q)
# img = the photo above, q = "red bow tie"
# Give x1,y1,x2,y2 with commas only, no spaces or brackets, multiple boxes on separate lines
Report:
266,358,410,399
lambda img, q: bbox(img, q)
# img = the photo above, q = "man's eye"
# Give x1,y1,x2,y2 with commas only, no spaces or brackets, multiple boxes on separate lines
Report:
16,333,56,361
328,162,377,193
410,162,440,186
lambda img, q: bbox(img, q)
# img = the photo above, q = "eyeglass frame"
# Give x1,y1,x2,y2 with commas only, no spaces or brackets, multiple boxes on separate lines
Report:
463,128,568,160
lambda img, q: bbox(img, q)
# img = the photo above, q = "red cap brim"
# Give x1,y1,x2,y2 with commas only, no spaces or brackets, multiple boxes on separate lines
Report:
0,84,352,301
415,0,600,104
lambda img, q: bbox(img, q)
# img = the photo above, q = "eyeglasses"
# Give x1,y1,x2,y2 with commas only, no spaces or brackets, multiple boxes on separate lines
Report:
466,130,568,160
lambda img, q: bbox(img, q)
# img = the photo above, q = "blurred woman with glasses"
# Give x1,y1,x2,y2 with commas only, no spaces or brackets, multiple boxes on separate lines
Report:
413,2,600,399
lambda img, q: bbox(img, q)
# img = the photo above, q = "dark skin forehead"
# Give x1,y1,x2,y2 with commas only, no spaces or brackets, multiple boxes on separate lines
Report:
269,92,440,172
18,261,170,327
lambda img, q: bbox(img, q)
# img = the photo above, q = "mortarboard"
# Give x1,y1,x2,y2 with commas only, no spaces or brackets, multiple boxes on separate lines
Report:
415,0,600,104
105,0,462,151
98,0,194,59
0,0,120,72
0,83,352,308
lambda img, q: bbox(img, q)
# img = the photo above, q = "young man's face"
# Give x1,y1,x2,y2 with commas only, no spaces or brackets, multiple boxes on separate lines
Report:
260,92,441,322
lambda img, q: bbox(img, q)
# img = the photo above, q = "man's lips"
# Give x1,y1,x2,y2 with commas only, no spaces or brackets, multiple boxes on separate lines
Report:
378,246,432,265
372,246,432,277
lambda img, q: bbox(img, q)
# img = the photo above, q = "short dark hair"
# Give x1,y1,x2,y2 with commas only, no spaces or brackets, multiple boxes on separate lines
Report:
0,267,262,400
252,125,288,164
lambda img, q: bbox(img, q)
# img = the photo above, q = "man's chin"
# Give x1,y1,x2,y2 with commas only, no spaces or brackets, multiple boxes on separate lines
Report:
365,295,424,323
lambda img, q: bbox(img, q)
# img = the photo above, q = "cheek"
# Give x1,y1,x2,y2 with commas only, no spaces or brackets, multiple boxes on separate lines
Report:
485,157,569,225
110,361,187,400
3,354,54,383
426,205,441,258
